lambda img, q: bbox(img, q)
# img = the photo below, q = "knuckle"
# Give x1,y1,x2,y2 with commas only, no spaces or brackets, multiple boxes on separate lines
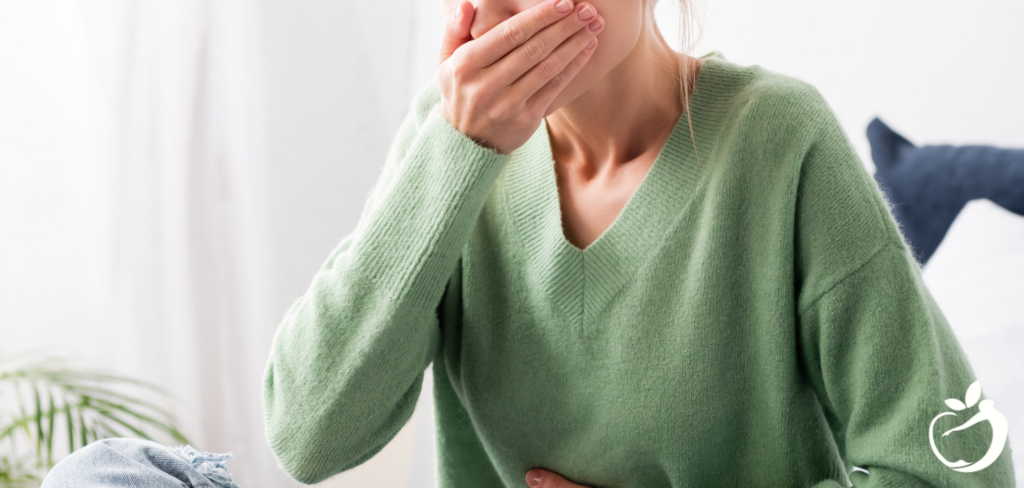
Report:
538,57,561,79
501,21,527,47
484,106,501,124
450,55,471,80
547,72,567,90
467,85,489,105
521,40,546,63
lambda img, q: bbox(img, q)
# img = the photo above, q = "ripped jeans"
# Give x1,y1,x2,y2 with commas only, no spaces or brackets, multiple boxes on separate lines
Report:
40,438,241,488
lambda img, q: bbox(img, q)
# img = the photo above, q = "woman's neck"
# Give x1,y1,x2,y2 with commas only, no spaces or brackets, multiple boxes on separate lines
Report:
545,30,701,172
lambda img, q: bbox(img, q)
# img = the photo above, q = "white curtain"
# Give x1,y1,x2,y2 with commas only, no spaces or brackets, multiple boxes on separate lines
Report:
0,0,440,486
2,0,296,486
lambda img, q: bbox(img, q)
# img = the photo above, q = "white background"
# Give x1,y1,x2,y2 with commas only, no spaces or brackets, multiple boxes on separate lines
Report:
1,0,1021,487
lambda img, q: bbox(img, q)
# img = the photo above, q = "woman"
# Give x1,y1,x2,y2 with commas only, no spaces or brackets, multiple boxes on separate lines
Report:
263,1,1015,488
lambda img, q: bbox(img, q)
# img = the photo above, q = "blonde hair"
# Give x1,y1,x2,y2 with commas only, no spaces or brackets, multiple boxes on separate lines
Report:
653,0,704,166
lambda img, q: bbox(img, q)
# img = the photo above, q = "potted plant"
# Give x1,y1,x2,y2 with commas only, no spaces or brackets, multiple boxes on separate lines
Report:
0,352,191,486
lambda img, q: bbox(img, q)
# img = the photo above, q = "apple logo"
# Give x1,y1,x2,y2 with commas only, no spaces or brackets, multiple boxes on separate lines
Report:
928,380,1009,473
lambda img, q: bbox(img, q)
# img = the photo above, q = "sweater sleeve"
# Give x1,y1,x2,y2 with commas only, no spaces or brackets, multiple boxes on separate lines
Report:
793,92,1016,487
261,80,510,484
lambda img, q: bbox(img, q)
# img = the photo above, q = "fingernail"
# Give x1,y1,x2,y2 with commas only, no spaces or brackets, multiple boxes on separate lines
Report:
555,0,572,13
588,17,603,32
585,38,597,50
578,5,594,21
454,7,461,20
527,470,543,488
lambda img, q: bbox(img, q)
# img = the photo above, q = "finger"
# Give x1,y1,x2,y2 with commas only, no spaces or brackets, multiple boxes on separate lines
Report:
531,38,597,117
439,0,475,64
490,3,600,87
521,27,600,116
461,0,576,69
526,469,591,488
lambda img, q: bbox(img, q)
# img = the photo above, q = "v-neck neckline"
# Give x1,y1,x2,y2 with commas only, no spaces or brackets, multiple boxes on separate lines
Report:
502,54,730,333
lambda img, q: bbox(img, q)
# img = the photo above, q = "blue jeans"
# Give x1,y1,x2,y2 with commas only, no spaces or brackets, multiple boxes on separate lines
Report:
41,438,241,488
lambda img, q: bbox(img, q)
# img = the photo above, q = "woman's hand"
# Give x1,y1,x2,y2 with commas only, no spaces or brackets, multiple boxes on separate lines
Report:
526,468,593,488
437,0,605,155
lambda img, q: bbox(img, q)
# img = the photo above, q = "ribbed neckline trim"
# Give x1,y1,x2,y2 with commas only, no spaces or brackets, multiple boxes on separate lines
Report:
502,52,743,333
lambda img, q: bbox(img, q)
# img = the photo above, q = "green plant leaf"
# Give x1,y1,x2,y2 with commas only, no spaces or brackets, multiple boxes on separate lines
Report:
1,352,193,476
90,406,151,441
12,380,32,442
89,398,189,444
32,383,42,468
93,418,122,441
78,402,88,449
45,388,55,467
49,383,175,420
0,417,31,441
65,400,74,454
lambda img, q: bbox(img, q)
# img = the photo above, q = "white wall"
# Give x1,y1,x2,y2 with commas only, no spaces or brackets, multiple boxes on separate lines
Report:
658,0,1024,167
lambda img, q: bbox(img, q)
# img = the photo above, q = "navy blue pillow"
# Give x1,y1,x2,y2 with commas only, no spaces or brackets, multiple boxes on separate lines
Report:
866,118,1024,265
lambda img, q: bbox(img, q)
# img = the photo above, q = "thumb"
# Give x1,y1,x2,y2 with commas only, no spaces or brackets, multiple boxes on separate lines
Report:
439,0,475,63
526,469,591,488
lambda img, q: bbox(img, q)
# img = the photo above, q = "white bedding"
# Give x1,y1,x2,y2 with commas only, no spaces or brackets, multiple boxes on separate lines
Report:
921,198,1024,483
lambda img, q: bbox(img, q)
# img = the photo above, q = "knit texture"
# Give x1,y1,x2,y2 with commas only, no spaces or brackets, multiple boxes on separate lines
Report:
261,52,1016,487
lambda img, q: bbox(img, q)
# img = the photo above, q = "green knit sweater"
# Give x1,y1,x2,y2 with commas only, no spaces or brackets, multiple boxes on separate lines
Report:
262,52,1015,487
